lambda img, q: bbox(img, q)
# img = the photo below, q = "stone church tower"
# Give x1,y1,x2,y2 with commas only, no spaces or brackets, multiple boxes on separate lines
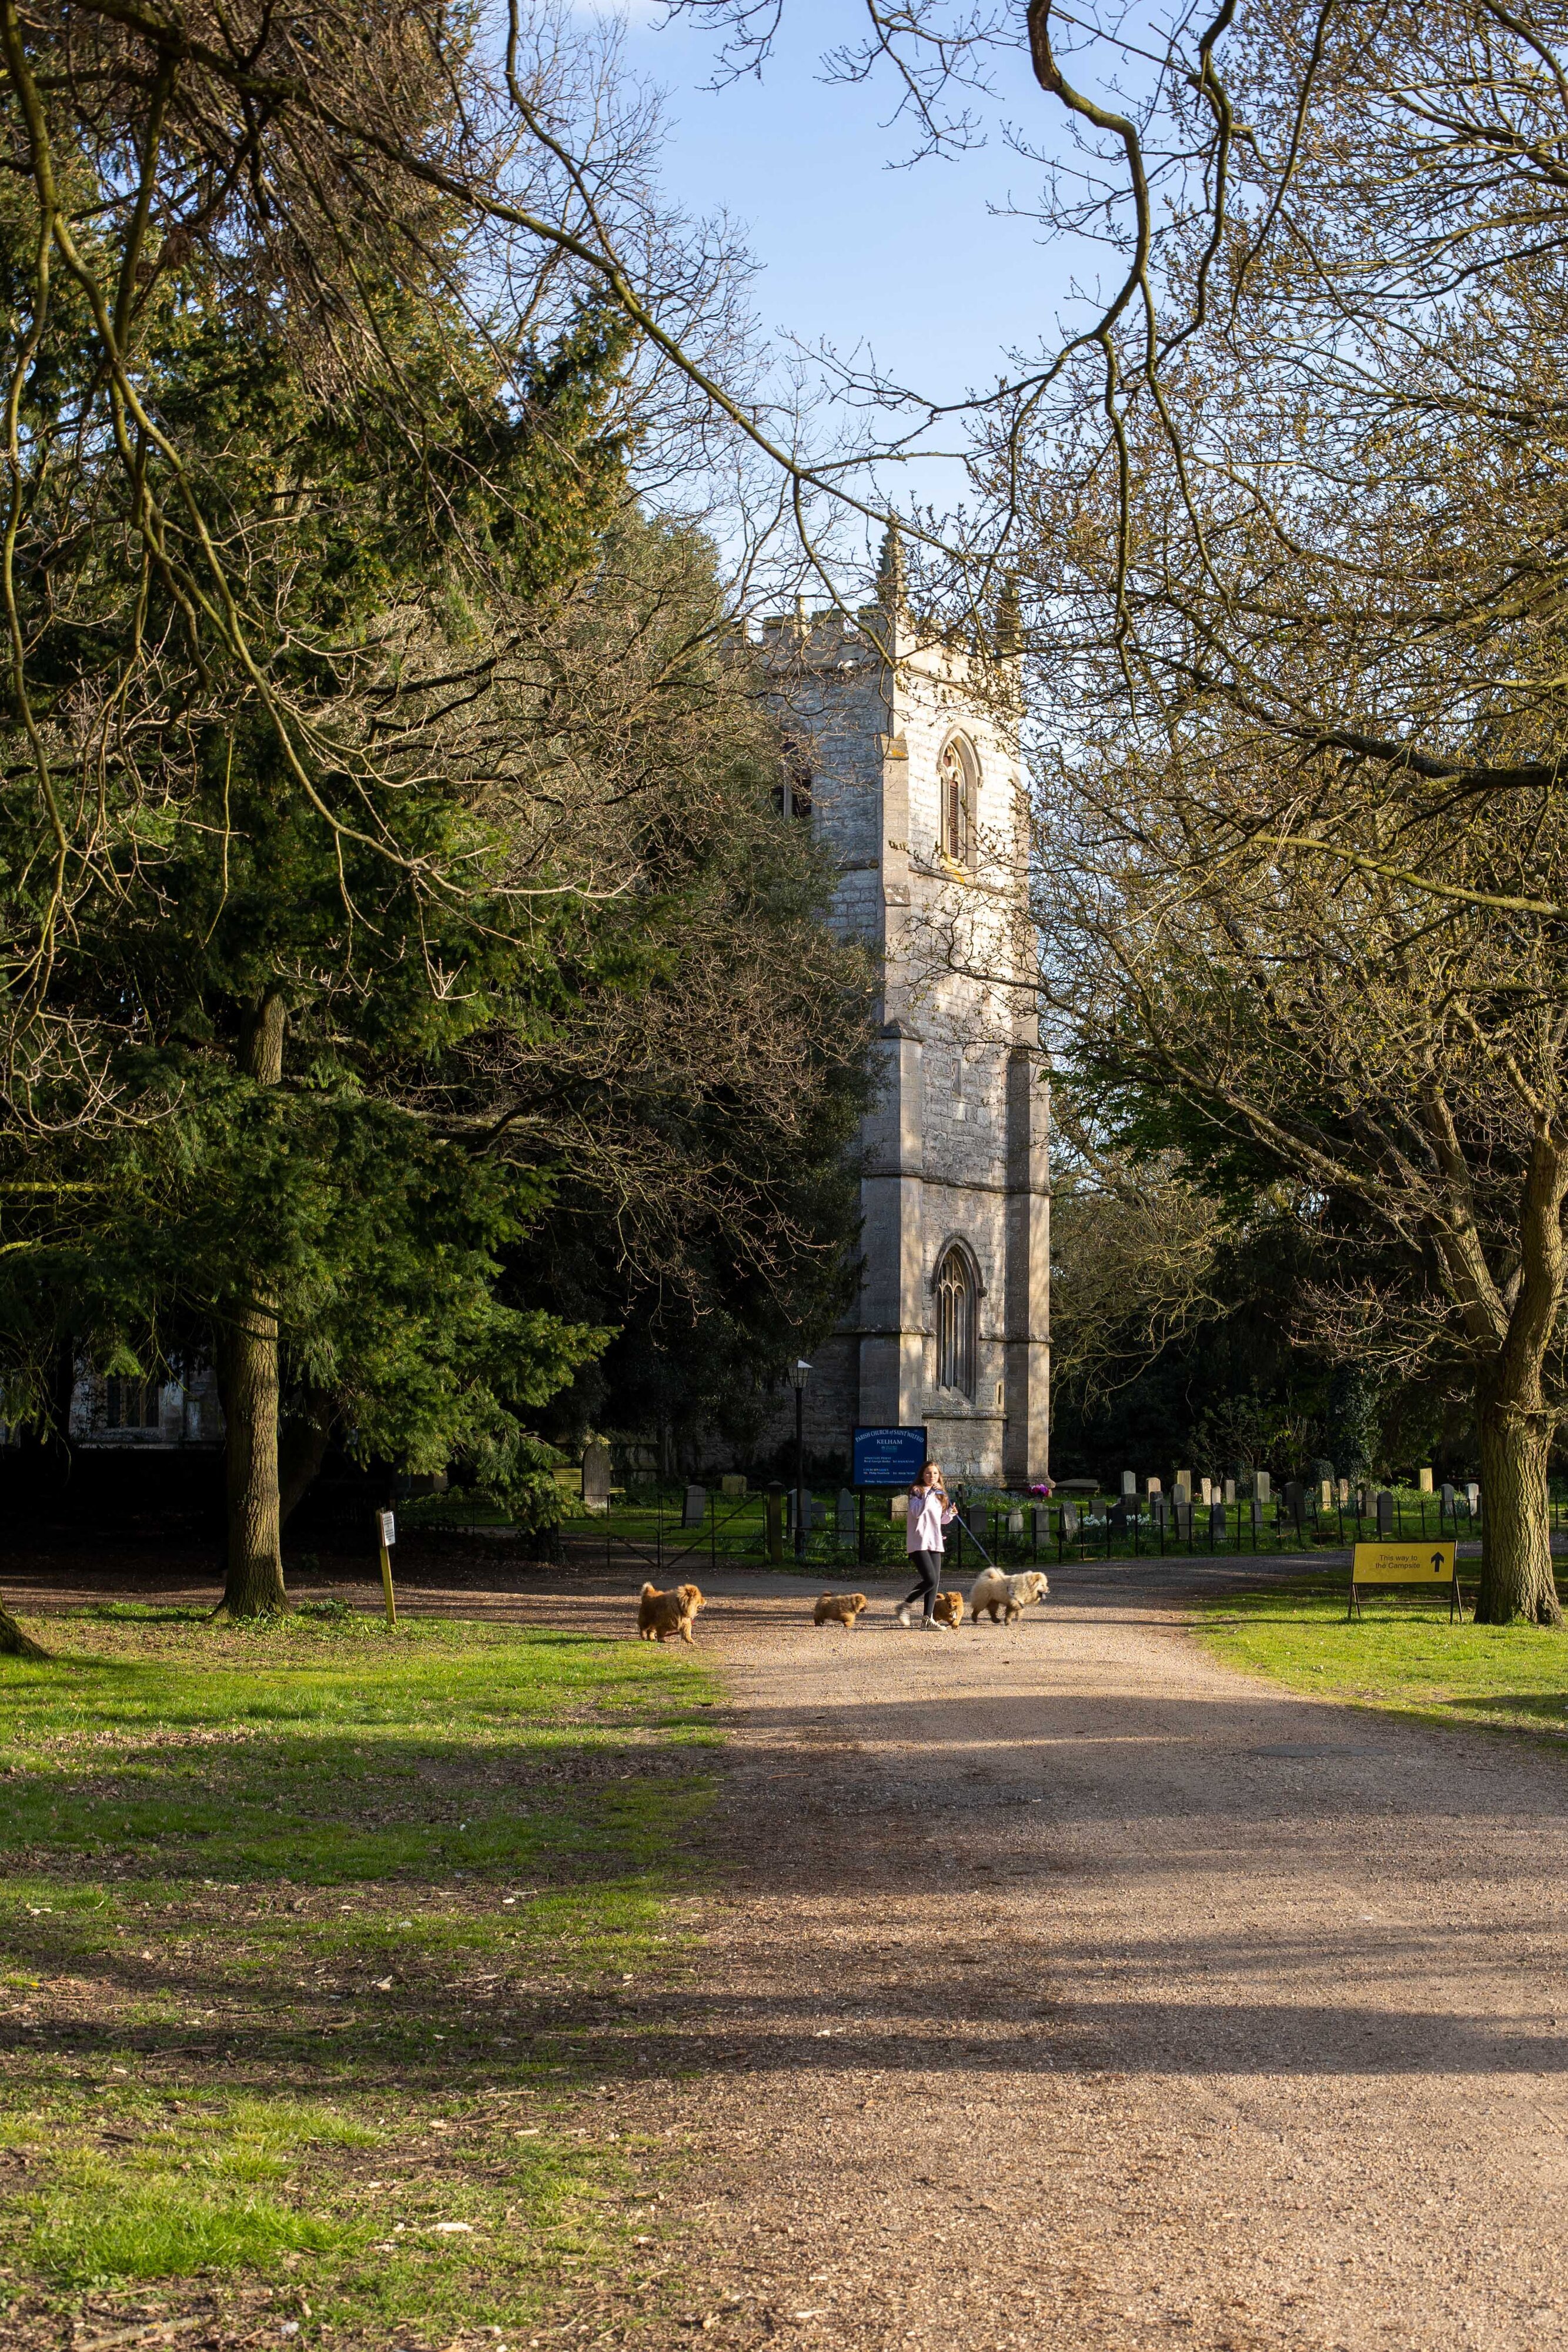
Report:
763,546,1051,1485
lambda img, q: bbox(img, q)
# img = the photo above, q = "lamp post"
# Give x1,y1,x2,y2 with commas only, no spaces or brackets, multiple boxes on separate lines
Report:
789,1358,811,1558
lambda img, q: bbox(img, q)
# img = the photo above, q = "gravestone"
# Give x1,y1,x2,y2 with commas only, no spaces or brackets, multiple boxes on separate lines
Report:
1121,1469,1137,1498
1319,1479,1334,1510
1440,1482,1456,1515
1199,1476,1213,1506
1174,1499,1193,1540
1061,1501,1080,1540
1466,1481,1480,1513
1254,1469,1272,1505
1356,1484,1373,1518
1418,1466,1434,1494
787,1492,820,1535
681,1484,708,1530
1145,1475,1163,1498
1174,1469,1193,1504
1032,1505,1052,1548
1376,1488,1395,1536
1285,1479,1304,1526
1151,1494,1169,1531
1223,1477,1236,1505
581,1440,613,1514
1209,1499,1226,1545
1109,1498,1131,1532
720,1473,747,1498
1007,1507,1025,1536
1337,1478,1350,1507
1249,1496,1263,1532
837,1489,857,1538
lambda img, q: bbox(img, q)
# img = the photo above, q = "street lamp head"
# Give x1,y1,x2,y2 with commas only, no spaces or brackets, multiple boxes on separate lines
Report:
789,1358,812,1391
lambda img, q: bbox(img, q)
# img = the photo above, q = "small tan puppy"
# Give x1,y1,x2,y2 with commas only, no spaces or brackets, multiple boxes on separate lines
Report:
814,1591,869,1631
931,1589,965,1629
638,1582,704,1644
969,1566,1050,1625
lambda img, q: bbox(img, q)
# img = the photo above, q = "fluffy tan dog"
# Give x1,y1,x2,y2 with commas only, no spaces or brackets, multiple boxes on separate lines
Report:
931,1589,965,1629
638,1582,704,1644
814,1592,868,1630
969,1566,1051,1625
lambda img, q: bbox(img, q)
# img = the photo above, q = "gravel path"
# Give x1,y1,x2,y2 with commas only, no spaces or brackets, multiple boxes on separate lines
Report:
648,1566,1568,2352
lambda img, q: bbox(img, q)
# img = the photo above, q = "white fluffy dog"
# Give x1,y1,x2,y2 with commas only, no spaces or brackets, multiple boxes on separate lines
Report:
969,1566,1051,1626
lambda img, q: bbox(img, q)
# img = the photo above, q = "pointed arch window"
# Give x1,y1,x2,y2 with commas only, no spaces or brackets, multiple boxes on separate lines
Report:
938,734,978,866
935,1244,978,1398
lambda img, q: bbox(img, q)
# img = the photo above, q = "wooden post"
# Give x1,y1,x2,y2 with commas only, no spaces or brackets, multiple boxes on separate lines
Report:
376,1508,397,1629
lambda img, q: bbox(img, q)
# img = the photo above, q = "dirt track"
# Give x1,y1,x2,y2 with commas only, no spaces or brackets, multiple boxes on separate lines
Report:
647,1565,1568,2352
7,1553,1567,2348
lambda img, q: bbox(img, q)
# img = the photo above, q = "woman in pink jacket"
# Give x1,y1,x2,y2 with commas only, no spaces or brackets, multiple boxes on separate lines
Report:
899,1462,957,1627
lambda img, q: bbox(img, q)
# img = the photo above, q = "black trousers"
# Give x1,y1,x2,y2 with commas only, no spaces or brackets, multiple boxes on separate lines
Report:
901,1550,942,1618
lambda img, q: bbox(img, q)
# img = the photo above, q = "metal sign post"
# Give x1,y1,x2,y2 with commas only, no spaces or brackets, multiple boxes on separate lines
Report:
376,1508,397,1628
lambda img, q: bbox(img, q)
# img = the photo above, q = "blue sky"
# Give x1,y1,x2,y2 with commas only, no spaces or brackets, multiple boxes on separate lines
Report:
618,0,1084,452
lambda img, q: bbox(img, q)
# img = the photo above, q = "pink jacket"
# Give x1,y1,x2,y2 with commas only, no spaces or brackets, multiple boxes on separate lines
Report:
907,1486,956,1553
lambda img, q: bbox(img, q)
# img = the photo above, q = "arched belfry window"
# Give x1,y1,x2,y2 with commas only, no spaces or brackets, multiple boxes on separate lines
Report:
938,734,978,866
935,1244,978,1398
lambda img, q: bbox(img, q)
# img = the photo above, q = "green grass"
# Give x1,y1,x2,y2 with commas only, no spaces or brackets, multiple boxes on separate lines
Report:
1198,1576,1568,1743
0,1605,721,2343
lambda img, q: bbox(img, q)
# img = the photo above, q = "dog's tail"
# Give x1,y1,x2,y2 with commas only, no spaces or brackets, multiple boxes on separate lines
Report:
640,1582,657,1599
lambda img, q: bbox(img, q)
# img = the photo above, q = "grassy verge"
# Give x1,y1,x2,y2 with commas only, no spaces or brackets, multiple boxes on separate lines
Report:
1198,1575,1568,1744
0,1601,721,2347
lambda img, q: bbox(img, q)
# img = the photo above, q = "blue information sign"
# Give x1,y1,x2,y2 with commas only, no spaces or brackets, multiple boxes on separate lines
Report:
852,1425,929,1490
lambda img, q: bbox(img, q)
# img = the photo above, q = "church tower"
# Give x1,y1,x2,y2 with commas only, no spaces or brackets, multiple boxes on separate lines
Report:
762,546,1051,1485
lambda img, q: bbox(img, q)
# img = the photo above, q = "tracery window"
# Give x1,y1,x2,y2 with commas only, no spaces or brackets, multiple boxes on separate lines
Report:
105,1377,161,1432
935,1244,977,1398
938,734,977,866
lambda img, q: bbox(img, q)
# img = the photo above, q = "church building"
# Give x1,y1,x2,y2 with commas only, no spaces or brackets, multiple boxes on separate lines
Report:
763,547,1051,1486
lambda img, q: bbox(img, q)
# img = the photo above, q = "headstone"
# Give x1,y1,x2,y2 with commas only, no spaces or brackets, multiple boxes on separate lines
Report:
1223,1477,1236,1505
1209,1499,1226,1545
1145,1475,1163,1498
837,1489,857,1538
1061,1500,1080,1540
1032,1505,1052,1548
786,1491,820,1534
1466,1481,1480,1514
1319,1479,1334,1510
1121,1469,1137,1498
1249,1497,1263,1532
1109,1498,1130,1532
681,1483,707,1530
1007,1507,1025,1536
1417,1466,1434,1495
1356,1484,1373,1518
1174,1469,1192,1504
1174,1499,1193,1539
720,1472,747,1498
1254,1470,1271,1504
1337,1478,1350,1507
1285,1479,1304,1525
1440,1482,1456,1515
1151,1494,1169,1531
582,1440,613,1514
1376,1488,1395,1536
1199,1476,1213,1506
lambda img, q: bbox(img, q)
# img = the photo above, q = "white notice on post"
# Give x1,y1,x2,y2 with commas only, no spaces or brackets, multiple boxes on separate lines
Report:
379,1510,396,1548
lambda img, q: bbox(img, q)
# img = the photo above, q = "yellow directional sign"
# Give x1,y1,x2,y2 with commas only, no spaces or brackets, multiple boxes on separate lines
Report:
1348,1538,1462,1621
1352,1540,1455,1583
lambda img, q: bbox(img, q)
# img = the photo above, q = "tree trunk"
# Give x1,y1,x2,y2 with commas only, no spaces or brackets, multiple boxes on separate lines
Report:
1475,1395,1560,1626
0,1603,46,1658
218,990,288,1618
279,1391,336,1530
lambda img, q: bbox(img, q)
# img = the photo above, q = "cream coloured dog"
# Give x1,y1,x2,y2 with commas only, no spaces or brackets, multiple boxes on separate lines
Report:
968,1566,1051,1626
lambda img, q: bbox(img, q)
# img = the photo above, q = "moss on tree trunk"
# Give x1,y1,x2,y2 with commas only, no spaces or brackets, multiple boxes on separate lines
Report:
1476,1396,1560,1626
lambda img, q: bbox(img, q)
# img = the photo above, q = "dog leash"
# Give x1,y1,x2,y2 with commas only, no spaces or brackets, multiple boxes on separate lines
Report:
948,1510,996,1568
